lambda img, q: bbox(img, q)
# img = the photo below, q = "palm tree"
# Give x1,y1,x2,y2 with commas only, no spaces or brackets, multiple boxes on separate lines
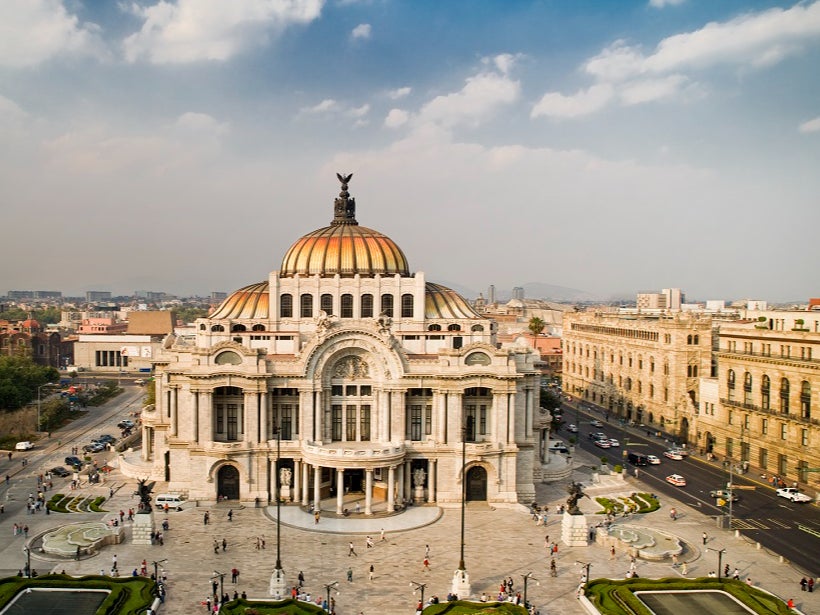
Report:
528,316,545,346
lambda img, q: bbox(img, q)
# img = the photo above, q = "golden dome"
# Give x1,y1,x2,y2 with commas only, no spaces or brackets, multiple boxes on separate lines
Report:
210,281,269,319
425,282,480,319
280,174,410,278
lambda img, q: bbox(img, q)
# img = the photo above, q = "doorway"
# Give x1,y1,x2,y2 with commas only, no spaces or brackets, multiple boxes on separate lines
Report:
465,466,487,501
217,465,240,500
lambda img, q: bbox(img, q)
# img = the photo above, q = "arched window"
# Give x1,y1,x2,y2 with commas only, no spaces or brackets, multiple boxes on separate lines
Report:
401,293,414,318
687,335,693,344
727,369,736,401
360,294,373,318
380,294,394,317
300,294,313,318
280,294,293,318
471,324,484,332
694,334,699,345
743,372,752,404
199,324,206,330
428,324,442,331
232,324,246,332
252,324,265,331
801,380,811,419
210,324,224,332
761,375,771,410
340,294,353,318
780,378,790,414
448,324,461,331
320,294,333,316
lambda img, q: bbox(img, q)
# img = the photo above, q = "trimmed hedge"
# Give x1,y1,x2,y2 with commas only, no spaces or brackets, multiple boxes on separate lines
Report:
0,574,155,615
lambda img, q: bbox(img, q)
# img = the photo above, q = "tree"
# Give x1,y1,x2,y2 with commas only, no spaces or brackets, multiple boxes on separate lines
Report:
0,356,60,411
528,316,545,341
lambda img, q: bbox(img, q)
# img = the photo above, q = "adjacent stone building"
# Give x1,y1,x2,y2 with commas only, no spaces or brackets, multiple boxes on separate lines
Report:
123,176,543,510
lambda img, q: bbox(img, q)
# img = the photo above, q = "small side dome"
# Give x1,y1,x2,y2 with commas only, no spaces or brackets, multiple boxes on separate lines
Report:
209,282,269,319
425,282,480,319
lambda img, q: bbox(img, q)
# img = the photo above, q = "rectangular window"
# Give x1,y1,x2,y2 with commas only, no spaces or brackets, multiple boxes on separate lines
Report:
798,460,809,482
346,405,357,441
725,437,733,458
401,293,414,318
227,404,238,440
216,404,224,434
341,294,353,318
380,294,394,317
360,294,373,318
332,385,343,396
346,385,357,396
761,418,768,435
759,448,768,470
479,405,487,435
360,405,370,441
425,405,432,435
300,294,313,318
802,428,808,446
728,410,733,425
778,453,788,476
280,405,293,440
781,423,788,440
280,294,293,318
331,405,342,441
360,385,372,396
409,405,422,441
320,294,333,316
465,406,477,441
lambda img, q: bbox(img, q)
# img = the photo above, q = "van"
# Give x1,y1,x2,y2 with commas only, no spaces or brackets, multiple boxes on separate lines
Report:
628,452,648,466
154,494,185,511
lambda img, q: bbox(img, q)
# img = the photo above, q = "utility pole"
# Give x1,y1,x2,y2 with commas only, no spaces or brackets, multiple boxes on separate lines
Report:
410,581,427,609
323,581,339,613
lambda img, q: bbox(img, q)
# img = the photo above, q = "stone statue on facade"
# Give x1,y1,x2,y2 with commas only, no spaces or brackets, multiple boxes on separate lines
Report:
413,467,427,488
279,467,292,488
566,480,588,515
376,312,392,336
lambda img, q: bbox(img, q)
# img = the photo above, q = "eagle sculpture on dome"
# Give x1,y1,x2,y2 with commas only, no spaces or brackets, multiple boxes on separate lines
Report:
336,172,353,186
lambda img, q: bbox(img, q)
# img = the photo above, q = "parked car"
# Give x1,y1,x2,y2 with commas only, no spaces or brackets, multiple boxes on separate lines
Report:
669,447,689,457
666,474,687,487
49,466,71,478
83,442,105,453
590,419,603,428
64,456,84,468
117,419,135,429
93,434,117,444
567,424,578,433
14,441,34,451
776,487,813,503
663,450,684,460
709,489,739,503
608,439,620,447
646,455,661,465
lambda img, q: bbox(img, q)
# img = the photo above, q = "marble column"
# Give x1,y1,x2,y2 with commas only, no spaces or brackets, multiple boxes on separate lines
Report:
430,459,437,503
293,460,301,503
313,465,321,511
301,463,309,507
193,391,199,444
365,468,373,515
202,391,213,443
259,391,268,443
170,387,178,437
336,468,345,514
387,465,395,512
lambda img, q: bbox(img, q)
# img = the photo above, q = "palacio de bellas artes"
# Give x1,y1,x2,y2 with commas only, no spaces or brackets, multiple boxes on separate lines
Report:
121,174,548,516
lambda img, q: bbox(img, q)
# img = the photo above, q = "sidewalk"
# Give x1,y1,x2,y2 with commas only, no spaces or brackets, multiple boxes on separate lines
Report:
1,440,816,615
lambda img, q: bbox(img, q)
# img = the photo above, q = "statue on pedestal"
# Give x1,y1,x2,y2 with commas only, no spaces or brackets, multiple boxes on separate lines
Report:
566,481,588,515
136,479,155,513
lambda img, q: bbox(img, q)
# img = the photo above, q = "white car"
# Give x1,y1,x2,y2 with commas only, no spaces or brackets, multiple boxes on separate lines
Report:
646,455,661,465
663,450,684,460
567,424,578,433
14,441,34,451
590,419,603,428
608,439,620,448
666,474,687,487
776,487,813,503
594,439,611,448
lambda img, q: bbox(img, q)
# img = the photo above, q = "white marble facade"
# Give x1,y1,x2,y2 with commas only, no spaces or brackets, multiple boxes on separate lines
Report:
126,176,541,510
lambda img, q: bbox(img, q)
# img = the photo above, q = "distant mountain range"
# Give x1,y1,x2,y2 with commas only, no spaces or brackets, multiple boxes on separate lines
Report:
439,281,606,303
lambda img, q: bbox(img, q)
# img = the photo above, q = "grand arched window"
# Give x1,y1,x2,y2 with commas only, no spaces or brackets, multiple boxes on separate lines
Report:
380,294,394,317
214,386,243,442
401,293,414,318
300,294,313,318
761,375,771,410
320,294,333,316
340,294,354,318
280,294,293,318
360,294,373,318
780,378,790,414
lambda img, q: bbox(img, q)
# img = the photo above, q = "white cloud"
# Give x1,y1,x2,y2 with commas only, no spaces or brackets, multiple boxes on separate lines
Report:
0,95,28,124
618,74,689,105
587,1,820,82
799,116,820,133
300,99,339,115
0,0,104,67
174,112,230,136
384,108,409,128
348,104,370,118
531,84,614,119
487,52,521,75
649,0,685,8
123,0,324,64
417,59,520,129
351,23,371,40
387,87,412,100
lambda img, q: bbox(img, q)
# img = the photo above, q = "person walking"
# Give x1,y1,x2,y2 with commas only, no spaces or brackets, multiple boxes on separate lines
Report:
203,511,209,525
213,539,219,554
380,527,386,542
610,545,616,560
348,541,357,557
550,558,557,577
222,538,227,552
298,571,305,587
808,577,814,592
801,578,808,591
369,564,374,581
702,531,708,545
422,556,430,572
366,535,373,549
227,509,233,522
347,567,353,583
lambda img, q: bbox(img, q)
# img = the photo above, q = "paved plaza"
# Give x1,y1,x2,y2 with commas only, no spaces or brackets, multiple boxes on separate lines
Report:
2,444,817,615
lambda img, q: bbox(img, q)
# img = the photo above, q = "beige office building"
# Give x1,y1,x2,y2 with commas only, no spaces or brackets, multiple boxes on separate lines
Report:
562,311,713,443
121,176,544,510
699,312,819,486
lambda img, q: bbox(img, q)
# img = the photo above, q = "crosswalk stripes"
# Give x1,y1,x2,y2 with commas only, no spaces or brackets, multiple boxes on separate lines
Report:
766,518,791,529
730,518,794,530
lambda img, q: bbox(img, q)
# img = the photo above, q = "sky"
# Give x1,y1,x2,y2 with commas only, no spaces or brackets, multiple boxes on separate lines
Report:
1,0,818,303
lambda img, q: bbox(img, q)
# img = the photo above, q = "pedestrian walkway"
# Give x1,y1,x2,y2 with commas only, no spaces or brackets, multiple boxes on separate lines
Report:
1,441,817,615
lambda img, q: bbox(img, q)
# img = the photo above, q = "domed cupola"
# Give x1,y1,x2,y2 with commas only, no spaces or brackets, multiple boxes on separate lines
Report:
280,174,410,278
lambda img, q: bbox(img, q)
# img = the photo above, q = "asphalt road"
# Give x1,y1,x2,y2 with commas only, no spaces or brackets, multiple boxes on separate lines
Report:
560,402,820,577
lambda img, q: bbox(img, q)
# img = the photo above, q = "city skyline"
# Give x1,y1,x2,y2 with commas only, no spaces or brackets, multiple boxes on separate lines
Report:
1,0,818,302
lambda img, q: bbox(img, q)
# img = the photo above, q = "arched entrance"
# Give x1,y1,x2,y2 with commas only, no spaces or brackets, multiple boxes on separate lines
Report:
217,465,240,500
465,466,487,501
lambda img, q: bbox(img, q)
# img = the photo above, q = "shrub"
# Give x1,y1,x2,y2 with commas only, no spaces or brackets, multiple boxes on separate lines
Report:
613,464,623,473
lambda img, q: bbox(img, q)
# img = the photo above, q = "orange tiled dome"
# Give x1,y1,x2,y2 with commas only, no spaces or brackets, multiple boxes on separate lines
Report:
280,173,410,278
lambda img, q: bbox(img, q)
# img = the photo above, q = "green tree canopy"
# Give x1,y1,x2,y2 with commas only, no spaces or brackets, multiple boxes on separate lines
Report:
528,316,545,337
0,356,61,411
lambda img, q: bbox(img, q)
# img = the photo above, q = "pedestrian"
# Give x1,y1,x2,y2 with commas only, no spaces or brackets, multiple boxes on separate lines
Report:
76,546,81,561
298,571,305,587
369,564,374,581
610,545,616,560
260,536,265,549
702,531,708,545
205,597,211,612
733,568,740,580
425,544,430,558
222,538,227,552
112,554,118,570
366,535,373,548
746,577,752,586
545,535,550,549
347,567,353,583
348,541,357,557
809,578,815,592
681,562,688,576
670,507,677,520
672,554,678,567
550,558,557,577
787,598,795,609
801,578,808,591
227,509,233,522
204,511,209,525
213,539,219,554
422,557,430,572
380,527,386,541
724,564,730,577
231,567,239,583
313,510,320,524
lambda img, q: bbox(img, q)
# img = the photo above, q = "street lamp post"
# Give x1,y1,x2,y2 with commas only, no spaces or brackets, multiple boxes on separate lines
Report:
23,546,31,578
451,417,472,598
576,561,591,588
151,559,167,581
323,581,339,613
410,581,427,610
521,572,538,608
212,570,226,601
270,423,286,597
707,547,726,580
